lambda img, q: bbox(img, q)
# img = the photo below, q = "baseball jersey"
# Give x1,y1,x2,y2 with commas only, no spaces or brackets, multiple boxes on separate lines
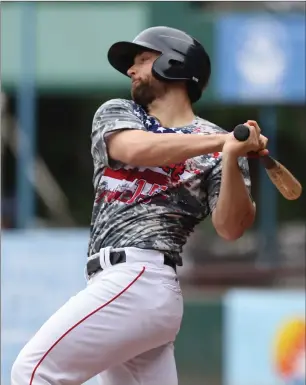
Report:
88,98,252,265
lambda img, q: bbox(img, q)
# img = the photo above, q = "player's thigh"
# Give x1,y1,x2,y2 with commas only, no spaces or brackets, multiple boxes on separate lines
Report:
11,264,182,385
11,266,147,385
97,343,178,385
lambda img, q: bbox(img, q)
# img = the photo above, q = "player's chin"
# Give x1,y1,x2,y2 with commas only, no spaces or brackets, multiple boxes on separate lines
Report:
131,86,140,101
131,89,137,100
131,90,147,106
131,85,138,96
131,92,140,105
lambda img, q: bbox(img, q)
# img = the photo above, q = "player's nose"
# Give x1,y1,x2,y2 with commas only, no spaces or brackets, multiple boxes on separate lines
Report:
127,64,137,77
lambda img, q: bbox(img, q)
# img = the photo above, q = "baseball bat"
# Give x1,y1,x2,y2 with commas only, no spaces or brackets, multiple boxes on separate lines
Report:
233,124,302,201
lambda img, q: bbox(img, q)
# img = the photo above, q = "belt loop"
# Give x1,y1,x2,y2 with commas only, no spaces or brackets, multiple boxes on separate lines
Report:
84,266,89,282
104,246,112,268
99,248,107,270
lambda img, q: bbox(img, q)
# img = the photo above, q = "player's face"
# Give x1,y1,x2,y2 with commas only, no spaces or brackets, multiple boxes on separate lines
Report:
127,51,168,109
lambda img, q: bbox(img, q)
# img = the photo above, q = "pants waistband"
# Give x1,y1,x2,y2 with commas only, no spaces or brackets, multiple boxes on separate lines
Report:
86,247,176,279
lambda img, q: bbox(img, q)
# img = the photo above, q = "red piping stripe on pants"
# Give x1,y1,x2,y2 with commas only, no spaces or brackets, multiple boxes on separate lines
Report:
29,266,146,385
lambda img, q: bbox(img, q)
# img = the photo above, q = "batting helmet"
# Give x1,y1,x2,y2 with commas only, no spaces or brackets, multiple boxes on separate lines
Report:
107,26,211,103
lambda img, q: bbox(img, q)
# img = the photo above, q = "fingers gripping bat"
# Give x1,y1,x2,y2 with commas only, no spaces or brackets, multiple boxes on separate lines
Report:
233,124,302,201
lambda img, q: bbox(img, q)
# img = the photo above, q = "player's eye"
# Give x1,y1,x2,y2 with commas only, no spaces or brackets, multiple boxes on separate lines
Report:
135,54,151,65
141,56,150,63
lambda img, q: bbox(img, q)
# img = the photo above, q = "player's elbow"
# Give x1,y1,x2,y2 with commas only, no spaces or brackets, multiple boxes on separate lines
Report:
212,204,256,241
212,213,246,240
214,226,245,241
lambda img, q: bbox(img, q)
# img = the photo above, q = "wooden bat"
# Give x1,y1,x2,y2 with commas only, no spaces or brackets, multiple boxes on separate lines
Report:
233,124,302,201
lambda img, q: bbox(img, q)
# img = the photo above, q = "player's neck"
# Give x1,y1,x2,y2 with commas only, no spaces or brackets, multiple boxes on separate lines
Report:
147,90,195,128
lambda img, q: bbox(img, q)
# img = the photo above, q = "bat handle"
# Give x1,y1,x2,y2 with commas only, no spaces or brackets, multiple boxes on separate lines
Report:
233,124,276,167
233,124,250,141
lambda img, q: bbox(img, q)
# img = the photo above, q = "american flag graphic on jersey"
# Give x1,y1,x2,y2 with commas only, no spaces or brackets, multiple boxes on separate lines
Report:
88,99,252,265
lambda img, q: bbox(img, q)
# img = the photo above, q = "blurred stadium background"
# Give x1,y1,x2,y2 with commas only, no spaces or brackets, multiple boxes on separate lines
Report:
1,2,305,385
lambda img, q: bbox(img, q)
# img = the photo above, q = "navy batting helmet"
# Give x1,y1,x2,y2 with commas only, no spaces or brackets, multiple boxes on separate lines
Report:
107,26,211,103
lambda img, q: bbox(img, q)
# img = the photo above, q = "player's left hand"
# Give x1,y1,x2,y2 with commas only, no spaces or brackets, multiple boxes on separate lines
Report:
246,120,269,157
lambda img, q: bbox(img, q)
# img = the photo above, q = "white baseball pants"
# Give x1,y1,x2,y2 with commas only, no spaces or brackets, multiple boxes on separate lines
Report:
11,247,183,385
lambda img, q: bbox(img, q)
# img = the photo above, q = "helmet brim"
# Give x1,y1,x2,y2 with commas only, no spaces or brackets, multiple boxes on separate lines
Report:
107,41,161,77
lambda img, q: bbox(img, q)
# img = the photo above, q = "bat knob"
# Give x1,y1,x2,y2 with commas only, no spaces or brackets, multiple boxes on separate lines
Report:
233,124,250,142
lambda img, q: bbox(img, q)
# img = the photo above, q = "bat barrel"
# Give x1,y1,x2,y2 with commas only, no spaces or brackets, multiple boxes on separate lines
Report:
232,125,302,201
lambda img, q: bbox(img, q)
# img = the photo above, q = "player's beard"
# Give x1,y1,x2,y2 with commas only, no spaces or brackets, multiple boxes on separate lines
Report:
131,76,167,110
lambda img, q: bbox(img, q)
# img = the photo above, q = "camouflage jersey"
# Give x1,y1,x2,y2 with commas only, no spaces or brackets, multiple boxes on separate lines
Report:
88,98,252,266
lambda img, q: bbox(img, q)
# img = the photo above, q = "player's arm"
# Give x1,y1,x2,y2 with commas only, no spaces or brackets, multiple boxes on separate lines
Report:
209,123,267,240
108,129,227,167
92,99,228,169
211,152,256,241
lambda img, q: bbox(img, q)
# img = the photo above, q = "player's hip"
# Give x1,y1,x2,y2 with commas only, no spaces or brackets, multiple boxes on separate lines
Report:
86,247,184,336
87,247,183,307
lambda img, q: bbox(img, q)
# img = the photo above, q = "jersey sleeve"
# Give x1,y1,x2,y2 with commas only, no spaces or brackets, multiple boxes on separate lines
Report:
207,156,253,214
91,98,146,169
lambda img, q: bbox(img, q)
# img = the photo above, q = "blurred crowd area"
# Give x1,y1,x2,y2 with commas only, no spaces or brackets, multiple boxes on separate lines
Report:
1,1,305,290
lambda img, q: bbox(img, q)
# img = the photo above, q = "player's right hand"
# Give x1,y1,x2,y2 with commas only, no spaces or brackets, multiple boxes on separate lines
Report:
223,121,269,157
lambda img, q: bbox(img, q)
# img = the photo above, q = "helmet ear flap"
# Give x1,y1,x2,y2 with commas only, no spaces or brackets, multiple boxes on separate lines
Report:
152,54,189,81
152,53,205,103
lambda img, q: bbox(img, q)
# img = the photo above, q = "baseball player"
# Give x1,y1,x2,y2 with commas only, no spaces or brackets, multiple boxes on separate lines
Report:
11,26,268,385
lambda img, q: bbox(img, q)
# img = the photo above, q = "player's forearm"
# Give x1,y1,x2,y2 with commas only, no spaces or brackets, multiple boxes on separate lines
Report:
212,152,255,240
108,130,227,167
